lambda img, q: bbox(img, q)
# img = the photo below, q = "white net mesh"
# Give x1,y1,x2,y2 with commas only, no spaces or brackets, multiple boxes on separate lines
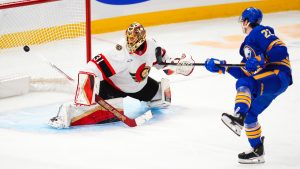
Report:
0,0,89,93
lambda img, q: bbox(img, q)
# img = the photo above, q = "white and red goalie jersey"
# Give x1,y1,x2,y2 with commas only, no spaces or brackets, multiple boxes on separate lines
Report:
87,38,168,93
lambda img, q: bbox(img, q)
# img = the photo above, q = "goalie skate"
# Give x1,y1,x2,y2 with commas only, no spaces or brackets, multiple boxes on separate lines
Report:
48,104,71,129
221,113,244,136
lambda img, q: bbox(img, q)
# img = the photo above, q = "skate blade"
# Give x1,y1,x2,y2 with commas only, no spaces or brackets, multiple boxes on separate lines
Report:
238,156,265,164
221,115,242,136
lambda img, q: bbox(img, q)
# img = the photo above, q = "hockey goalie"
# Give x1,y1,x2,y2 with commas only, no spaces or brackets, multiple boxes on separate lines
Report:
48,22,195,128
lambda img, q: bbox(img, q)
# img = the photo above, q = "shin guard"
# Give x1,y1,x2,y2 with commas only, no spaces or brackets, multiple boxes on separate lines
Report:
148,78,171,108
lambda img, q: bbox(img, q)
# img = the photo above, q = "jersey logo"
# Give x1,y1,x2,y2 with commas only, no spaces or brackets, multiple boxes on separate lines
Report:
116,44,122,51
129,63,151,82
243,45,257,59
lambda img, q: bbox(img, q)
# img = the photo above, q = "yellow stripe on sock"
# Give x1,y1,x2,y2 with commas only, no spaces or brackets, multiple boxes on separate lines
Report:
235,99,251,107
237,92,251,97
245,124,262,139
236,95,251,102
246,128,261,136
247,134,262,139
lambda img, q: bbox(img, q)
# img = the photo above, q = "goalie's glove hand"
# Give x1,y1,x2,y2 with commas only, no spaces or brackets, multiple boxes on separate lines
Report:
245,54,265,72
205,58,226,74
170,53,195,76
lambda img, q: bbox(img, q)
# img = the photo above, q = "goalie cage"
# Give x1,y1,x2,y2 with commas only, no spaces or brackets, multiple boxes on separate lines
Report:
0,0,92,98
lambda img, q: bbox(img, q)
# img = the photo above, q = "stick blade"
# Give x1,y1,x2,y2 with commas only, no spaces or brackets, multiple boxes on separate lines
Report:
135,110,153,126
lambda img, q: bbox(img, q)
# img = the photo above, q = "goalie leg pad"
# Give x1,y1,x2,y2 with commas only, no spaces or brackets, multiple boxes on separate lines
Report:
74,71,100,106
148,78,171,108
71,98,124,126
48,98,124,129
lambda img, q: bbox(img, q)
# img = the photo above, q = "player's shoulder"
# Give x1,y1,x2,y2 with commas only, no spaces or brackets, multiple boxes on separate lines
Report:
264,25,275,35
101,40,127,60
244,25,267,43
249,25,264,36
147,37,164,50
250,25,275,36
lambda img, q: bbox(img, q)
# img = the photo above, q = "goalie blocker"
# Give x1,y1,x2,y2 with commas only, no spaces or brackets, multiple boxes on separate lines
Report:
49,72,171,128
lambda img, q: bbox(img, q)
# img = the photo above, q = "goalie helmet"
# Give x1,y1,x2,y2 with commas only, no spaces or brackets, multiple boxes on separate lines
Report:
125,22,146,54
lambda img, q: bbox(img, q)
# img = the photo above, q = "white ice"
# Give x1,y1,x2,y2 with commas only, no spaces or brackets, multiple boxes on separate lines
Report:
0,11,300,169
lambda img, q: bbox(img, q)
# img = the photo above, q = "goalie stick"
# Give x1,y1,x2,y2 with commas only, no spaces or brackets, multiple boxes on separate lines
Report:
45,57,153,127
38,55,75,82
95,95,152,127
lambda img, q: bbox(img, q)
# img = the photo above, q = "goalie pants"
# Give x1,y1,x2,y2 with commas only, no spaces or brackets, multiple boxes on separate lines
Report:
99,77,159,101
235,70,291,148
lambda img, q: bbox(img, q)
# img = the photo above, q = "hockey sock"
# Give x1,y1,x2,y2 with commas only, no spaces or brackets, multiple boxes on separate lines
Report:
245,122,262,148
235,86,251,115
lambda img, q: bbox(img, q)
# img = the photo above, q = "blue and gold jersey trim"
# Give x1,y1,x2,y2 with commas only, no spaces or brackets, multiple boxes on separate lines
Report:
266,39,286,53
267,57,291,69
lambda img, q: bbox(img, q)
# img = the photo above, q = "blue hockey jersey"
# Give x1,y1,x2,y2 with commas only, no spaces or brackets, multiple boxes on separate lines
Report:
227,25,292,85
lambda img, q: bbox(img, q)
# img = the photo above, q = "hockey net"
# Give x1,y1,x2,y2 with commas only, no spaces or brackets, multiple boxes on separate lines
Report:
0,0,91,97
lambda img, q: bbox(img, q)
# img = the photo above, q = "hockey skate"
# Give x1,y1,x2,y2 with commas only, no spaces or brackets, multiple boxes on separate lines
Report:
48,104,71,129
221,112,245,136
238,136,265,164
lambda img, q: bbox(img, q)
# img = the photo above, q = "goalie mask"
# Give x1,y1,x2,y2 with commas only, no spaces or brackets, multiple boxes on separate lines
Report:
126,22,146,54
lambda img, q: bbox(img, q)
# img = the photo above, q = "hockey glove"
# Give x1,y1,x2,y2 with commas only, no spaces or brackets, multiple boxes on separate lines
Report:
171,53,195,76
245,54,265,72
205,58,226,74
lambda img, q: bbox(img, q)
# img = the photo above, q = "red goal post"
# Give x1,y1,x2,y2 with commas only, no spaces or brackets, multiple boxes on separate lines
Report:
0,0,92,62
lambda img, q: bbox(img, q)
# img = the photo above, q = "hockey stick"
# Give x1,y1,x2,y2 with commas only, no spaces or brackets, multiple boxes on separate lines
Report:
24,46,76,81
38,55,75,82
160,62,244,75
158,62,245,67
155,47,244,67
95,95,152,127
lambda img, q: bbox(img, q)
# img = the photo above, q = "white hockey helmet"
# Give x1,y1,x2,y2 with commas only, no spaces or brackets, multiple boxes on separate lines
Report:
125,22,146,54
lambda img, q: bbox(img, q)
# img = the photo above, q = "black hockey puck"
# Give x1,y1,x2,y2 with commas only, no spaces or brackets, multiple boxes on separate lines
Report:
23,45,30,52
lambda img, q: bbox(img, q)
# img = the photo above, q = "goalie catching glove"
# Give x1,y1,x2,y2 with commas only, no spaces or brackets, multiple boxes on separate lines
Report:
164,53,195,76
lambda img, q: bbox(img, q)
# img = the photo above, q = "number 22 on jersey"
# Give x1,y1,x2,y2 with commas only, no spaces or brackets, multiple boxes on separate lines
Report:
261,29,274,38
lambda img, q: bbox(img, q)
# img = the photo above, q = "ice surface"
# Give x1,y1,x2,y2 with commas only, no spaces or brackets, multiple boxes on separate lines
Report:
0,11,300,169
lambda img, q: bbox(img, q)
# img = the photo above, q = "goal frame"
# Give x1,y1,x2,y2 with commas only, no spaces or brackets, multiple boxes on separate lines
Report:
0,0,92,62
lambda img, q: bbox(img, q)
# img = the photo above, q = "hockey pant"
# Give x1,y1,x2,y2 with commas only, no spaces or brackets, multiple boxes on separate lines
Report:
99,77,159,101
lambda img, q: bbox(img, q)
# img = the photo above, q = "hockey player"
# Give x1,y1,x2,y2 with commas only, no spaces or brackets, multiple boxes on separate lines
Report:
48,22,195,128
204,7,292,164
